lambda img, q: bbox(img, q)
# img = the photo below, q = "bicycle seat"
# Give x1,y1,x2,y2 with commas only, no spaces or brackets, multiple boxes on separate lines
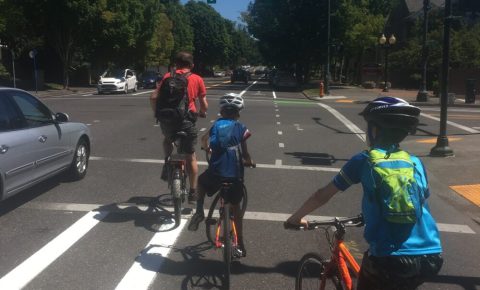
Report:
174,131,187,138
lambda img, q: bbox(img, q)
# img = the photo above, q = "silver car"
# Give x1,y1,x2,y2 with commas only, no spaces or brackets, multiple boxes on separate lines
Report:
0,88,91,201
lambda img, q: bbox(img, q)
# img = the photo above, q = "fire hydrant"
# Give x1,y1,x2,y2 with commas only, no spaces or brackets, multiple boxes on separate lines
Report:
319,81,325,97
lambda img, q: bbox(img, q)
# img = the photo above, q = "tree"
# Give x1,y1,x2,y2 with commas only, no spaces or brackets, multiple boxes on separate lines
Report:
165,1,194,60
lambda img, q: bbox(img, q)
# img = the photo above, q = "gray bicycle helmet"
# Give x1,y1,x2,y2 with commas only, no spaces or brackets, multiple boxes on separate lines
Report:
219,93,245,111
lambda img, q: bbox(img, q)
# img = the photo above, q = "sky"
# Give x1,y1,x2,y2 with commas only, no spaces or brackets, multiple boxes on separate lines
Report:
180,0,251,23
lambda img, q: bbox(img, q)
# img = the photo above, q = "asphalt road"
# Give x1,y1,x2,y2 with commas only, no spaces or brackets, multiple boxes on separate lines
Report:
1,77,479,290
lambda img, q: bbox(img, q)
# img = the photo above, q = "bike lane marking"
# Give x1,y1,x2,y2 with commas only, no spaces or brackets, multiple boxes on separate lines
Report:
0,211,108,289
115,219,187,290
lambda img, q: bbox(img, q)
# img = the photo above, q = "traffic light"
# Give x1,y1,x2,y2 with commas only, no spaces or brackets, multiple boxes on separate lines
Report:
207,0,216,3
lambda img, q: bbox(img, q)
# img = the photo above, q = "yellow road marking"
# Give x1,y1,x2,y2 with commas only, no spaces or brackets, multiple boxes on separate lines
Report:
416,137,462,144
335,99,354,103
450,184,480,206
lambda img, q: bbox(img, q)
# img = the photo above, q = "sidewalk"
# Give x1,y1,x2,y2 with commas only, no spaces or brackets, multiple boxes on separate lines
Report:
304,85,480,108
28,86,97,98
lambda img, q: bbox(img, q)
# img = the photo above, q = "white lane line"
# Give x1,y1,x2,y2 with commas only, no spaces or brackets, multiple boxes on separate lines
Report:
132,90,154,96
275,159,282,166
115,219,187,290
421,113,480,134
294,124,304,131
272,91,277,99
19,201,476,235
90,156,340,172
210,120,215,123
276,114,280,118
94,120,100,123
473,127,480,130
275,108,279,112
153,124,160,127
277,122,281,125
0,211,108,289
200,128,206,132
82,94,93,96
278,131,283,135
87,124,92,126
279,143,285,148
317,103,366,142
239,81,258,97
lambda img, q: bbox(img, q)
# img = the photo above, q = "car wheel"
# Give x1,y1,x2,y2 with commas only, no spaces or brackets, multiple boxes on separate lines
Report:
67,138,89,180
124,84,128,94
133,82,138,92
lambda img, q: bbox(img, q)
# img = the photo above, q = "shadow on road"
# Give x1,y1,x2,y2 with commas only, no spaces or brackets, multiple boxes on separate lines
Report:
138,242,298,290
284,152,349,166
426,274,480,290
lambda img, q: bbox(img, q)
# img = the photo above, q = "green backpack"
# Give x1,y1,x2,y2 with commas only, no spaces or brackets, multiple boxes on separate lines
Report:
368,149,424,224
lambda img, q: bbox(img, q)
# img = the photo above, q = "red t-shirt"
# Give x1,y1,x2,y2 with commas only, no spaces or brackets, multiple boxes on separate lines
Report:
158,69,206,112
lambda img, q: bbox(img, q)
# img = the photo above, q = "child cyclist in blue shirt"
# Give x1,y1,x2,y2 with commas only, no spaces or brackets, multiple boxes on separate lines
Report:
188,93,254,257
286,97,443,290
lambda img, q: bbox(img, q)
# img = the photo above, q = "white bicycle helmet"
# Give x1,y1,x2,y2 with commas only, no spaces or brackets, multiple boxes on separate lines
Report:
219,93,244,111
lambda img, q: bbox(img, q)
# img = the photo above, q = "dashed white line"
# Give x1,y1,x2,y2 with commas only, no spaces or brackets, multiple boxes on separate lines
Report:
275,159,282,166
200,128,206,132
272,91,277,99
276,114,280,118
278,131,283,135
279,143,285,148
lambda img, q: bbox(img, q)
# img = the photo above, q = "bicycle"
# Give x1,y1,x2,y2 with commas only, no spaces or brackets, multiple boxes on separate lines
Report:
285,214,364,290
165,131,189,225
202,149,254,289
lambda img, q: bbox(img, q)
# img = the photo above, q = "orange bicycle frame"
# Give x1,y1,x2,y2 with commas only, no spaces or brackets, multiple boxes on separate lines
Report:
334,241,360,290
214,199,238,249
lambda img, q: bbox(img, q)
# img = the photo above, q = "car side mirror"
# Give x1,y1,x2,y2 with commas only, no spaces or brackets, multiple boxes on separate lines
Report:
54,112,69,123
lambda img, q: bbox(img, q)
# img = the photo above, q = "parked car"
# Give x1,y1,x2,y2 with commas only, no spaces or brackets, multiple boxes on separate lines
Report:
231,68,250,84
0,88,91,201
272,71,299,90
139,71,162,89
97,69,137,94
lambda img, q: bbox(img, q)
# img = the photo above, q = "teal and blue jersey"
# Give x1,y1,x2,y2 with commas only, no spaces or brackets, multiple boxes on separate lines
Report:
208,118,251,179
333,147,442,257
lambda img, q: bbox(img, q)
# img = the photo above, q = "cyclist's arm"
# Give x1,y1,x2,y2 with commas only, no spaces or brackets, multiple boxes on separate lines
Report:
200,131,209,150
286,182,339,225
241,141,253,166
198,95,208,116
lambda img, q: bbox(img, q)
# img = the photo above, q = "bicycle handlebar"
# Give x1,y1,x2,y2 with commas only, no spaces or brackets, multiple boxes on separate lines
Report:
284,214,364,231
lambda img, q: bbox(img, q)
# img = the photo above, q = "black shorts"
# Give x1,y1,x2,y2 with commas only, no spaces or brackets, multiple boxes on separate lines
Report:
160,120,197,154
198,170,244,205
357,252,443,290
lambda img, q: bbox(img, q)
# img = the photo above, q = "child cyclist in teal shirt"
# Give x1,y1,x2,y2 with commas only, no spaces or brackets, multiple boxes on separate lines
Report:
188,93,254,257
286,97,443,290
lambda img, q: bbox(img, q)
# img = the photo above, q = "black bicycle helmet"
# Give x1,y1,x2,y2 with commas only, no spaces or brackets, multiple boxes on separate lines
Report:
360,97,420,133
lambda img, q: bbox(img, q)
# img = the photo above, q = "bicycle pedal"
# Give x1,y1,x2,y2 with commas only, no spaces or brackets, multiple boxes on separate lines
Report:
205,218,217,225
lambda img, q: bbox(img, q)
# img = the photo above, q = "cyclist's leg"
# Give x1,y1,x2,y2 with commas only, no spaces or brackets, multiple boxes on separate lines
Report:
180,121,198,198
188,170,221,231
160,122,175,180
229,181,246,256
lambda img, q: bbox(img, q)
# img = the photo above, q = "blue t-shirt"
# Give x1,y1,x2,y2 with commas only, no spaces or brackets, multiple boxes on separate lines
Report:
208,118,251,178
333,147,442,257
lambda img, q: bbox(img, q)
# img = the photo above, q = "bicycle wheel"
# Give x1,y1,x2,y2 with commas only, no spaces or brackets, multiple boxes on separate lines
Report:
223,203,232,289
296,253,343,290
171,169,182,224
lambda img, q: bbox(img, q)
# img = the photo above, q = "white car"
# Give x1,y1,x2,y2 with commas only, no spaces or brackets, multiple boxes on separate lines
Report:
97,69,138,94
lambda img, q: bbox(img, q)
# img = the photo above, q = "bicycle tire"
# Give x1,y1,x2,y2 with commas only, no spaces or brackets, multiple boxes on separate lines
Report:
205,186,248,244
296,253,343,290
171,171,182,224
223,203,232,289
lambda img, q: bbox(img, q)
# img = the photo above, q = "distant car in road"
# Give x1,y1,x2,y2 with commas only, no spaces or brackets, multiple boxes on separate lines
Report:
214,71,226,77
272,71,299,90
231,68,250,84
97,68,137,94
138,71,162,89
0,88,91,201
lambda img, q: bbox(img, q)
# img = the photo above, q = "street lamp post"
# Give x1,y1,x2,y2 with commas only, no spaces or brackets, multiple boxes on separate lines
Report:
430,0,454,157
417,0,430,102
379,34,396,92
325,0,331,96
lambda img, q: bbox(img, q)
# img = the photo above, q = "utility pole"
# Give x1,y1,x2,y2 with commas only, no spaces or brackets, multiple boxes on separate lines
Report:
325,0,331,95
430,0,454,157
416,0,430,102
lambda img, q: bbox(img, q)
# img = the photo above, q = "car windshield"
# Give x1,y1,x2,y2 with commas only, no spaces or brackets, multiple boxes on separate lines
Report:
102,69,124,78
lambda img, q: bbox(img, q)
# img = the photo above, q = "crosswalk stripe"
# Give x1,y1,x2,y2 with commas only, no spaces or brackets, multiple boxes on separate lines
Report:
115,219,187,290
0,211,108,289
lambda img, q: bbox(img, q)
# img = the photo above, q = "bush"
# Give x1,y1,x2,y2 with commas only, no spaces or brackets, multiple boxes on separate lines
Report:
362,81,376,89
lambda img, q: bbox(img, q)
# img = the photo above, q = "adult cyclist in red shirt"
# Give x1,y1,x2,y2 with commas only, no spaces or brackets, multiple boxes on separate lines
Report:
150,51,208,201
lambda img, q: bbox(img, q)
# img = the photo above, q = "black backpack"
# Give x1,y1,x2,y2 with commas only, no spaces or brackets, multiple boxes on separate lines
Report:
155,70,191,124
